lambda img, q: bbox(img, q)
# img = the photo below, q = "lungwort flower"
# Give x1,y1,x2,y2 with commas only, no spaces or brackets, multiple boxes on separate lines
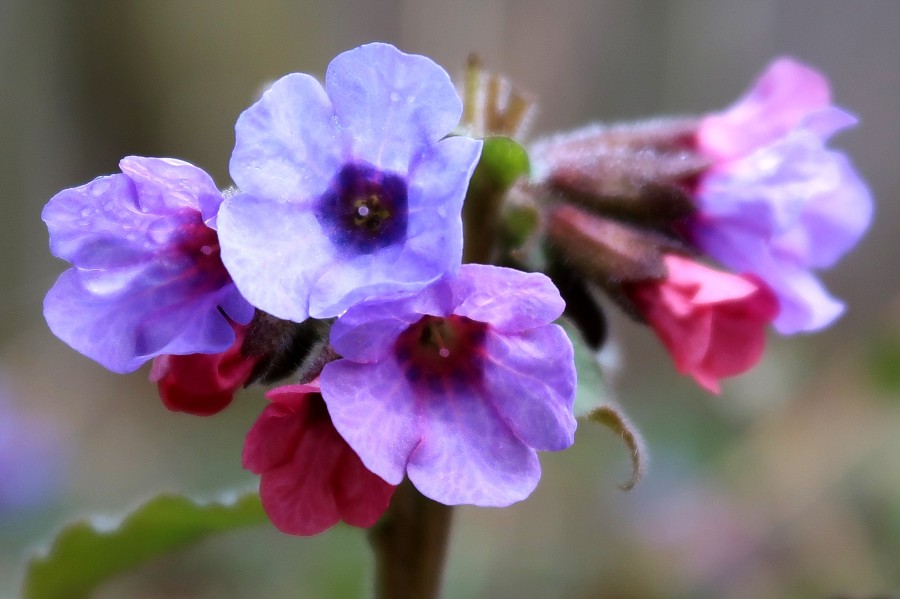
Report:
218,43,482,323
626,254,778,393
151,322,258,416
690,58,873,334
243,383,396,536
320,264,577,507
43,157,254,373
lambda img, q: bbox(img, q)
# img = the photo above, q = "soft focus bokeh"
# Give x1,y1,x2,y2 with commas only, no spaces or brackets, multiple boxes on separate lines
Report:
2,1,899,597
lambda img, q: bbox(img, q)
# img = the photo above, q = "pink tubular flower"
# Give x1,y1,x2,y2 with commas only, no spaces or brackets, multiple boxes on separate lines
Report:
243,383,395,536
150,323,257,416
627,255,779,393
690,58,873,334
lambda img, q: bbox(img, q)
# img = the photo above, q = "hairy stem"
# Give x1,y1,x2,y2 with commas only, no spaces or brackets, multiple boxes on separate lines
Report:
369,480,454,599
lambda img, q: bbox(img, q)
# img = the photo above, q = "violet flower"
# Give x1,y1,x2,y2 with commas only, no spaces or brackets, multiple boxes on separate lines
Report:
43,156,254,373
217,43,482,323
689,58,873,334
320,264,577,507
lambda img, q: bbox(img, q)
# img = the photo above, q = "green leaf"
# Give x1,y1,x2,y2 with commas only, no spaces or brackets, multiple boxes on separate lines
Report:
561,320,646,490
23,490,267,599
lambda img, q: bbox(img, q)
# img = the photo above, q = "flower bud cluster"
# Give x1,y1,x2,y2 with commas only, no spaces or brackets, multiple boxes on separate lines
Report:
529,58,871,391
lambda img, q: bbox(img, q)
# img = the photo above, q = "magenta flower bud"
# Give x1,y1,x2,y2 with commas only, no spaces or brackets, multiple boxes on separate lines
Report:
625,254,778,393
243,383,395,536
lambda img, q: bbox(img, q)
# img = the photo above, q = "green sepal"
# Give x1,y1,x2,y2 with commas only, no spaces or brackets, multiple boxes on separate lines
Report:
22,489,267,599
469,136,530,195
587,405,646,491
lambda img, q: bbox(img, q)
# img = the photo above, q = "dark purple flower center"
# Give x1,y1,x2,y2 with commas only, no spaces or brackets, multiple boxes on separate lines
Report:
394,315,487,388
316,162,408,254
175,214,230,290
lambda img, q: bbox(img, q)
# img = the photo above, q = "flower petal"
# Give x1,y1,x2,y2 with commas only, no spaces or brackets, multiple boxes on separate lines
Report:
325,43,463,172
699,57,831,160
481,326,577,451
320,358,421,485
770,147,873,269
119,156,222,222
406,380,540,507
230,73,343,202
453,265,566,333
218,192,337,322
44,265,236,373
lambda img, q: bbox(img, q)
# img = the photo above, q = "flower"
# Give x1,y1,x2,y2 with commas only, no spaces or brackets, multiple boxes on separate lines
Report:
626,254,778,393
320,264,577,507
243,383,395,536
43,156,254,373
150,322,257,416
217,42,482,323
689,58,873,334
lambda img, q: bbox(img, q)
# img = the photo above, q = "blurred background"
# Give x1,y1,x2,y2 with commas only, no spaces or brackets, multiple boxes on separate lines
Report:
2,1,899,597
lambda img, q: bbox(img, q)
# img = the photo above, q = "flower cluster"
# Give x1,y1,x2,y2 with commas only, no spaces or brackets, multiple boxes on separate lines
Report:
42,45,871,535
532,57,871,391
42,43,575,535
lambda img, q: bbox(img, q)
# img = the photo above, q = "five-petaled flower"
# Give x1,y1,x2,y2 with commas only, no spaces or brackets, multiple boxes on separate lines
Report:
217,42,483,323
320,264,577,506
43,156,254,373
689,58,873,334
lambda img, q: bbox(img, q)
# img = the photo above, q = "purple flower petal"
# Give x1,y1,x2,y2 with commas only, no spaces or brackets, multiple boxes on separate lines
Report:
453,265,566,333
406,382,541,507
698,57,831,160
218,192,336,322
45,269,237,373
329,280,454,363
692,222,844,334
320,358,421,485
325,43,463,173
769,139,873,269
481,326,577,451
119,156,223,223
230,73,342,202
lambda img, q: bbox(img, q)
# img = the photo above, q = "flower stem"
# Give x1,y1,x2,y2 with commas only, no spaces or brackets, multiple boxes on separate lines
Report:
368,479,454,599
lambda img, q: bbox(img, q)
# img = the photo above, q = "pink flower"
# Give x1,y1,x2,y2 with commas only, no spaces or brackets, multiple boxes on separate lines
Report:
150,323,257,416
243,383,395,536
627,255,778,393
